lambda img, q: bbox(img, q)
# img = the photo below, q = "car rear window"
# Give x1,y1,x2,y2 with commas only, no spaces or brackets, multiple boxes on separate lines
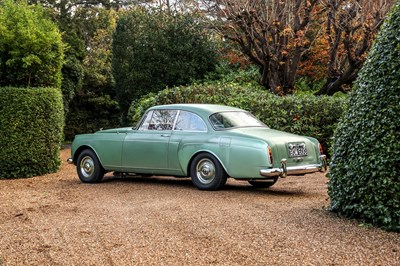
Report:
209,111,266,130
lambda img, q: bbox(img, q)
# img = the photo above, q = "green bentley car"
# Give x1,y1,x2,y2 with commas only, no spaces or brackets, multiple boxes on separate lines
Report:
68,104,327,190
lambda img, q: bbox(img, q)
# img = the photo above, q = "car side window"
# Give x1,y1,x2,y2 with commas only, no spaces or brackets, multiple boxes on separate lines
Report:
138,110,154,130
139,110,177,131
174,111,207,132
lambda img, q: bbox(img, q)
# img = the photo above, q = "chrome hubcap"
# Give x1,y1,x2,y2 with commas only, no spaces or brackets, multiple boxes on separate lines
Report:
80,156,94,178
196,159,216,184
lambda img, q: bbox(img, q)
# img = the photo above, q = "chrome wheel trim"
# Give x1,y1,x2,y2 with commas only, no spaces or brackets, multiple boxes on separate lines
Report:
80,156,94,178
196,158,216,185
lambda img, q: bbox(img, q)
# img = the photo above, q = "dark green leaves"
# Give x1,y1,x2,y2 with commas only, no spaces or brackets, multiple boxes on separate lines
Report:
112,8,218,122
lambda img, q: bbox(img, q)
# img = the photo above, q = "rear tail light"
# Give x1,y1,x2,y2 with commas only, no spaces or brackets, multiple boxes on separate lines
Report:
268,146,273,164
319,143,324,155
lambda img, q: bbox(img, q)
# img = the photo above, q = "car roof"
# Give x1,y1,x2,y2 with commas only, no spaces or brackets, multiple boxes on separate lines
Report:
149,104,245,116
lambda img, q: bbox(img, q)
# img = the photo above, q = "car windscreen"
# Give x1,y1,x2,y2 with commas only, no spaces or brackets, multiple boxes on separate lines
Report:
209,111,266,130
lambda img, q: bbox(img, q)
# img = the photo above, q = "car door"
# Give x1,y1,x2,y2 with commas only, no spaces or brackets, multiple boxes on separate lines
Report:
122,109,177,173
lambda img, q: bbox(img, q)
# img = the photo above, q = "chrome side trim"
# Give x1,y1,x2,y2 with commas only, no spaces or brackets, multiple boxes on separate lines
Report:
260,156,327,178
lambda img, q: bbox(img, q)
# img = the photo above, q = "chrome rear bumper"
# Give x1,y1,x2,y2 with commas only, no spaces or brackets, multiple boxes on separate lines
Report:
67,158,73,164
260,155,327,178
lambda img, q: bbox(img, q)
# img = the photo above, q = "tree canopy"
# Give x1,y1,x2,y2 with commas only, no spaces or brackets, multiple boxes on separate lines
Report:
0,0,64,88
204,0,394,95
112,7,218,121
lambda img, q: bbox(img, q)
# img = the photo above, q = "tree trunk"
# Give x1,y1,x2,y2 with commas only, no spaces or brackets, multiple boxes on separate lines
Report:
259,64,270,90
315,66,359,95
314,77,343,96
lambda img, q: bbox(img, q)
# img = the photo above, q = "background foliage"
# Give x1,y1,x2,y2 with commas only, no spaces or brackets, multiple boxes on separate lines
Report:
0,0,64,88
64,94,120,140
0,87,64,178
328,2,400,232
63,8,119,139
128,83,346,156
112,7,218,122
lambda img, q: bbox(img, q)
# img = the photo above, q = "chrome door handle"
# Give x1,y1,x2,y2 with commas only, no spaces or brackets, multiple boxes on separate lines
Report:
161,134,170,137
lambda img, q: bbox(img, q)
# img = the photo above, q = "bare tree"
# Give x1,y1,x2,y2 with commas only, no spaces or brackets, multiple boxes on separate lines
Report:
315,0,394,95
144,0,201,14
204,0,320,95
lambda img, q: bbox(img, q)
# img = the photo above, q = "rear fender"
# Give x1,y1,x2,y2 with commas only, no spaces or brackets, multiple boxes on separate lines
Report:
184,150,229,177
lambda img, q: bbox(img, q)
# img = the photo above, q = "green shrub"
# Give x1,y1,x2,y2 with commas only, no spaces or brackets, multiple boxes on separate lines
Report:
201,63,260,87
294,77,326,95
328,2,400,232
128,83,346,156
0,87,64,178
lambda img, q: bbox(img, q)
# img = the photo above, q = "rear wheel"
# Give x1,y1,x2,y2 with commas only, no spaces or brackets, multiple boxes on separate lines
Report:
76,149,105,183
248,177,278,188
190,153,227,190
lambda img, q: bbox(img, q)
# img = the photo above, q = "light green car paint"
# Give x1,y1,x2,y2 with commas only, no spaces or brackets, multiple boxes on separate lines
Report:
70,104,326,185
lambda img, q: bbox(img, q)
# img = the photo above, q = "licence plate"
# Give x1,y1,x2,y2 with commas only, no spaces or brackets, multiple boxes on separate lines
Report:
288,143,307,157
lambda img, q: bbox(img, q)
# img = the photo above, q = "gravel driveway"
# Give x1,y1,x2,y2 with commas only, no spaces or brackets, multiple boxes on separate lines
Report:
0,147,399,265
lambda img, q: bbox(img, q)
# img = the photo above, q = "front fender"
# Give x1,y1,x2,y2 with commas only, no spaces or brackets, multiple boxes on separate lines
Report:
71,132,125,171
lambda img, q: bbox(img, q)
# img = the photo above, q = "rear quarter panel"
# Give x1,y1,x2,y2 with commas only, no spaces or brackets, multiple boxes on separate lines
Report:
222,136,270,178
173,132,270,178
170,132,223,174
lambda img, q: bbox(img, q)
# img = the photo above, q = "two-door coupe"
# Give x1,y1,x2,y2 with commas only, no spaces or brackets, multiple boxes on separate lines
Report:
68,104,327,190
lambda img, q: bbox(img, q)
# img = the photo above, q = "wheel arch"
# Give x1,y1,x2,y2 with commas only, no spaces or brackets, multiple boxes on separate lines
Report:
186,150,230,177
73,145,103,168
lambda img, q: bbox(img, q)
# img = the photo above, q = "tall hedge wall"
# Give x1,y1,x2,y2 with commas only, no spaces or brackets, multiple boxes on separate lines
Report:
128,83,346,156
0,87,64,178
328,2,400,232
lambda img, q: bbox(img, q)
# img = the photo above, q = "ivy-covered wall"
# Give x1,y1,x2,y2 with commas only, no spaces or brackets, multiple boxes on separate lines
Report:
328,2,400,232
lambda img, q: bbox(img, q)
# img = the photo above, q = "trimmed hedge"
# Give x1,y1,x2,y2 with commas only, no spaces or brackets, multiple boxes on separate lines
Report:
128,83,346,156
328,2,400,232
0,87,64,178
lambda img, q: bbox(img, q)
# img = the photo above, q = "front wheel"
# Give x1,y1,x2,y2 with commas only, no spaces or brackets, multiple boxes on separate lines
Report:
76,149,105,183
190,153,227,190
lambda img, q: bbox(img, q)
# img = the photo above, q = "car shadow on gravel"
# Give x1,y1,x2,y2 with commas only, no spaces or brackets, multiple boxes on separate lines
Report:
99,174,308,196
101,174,193,186
223,184,308,196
